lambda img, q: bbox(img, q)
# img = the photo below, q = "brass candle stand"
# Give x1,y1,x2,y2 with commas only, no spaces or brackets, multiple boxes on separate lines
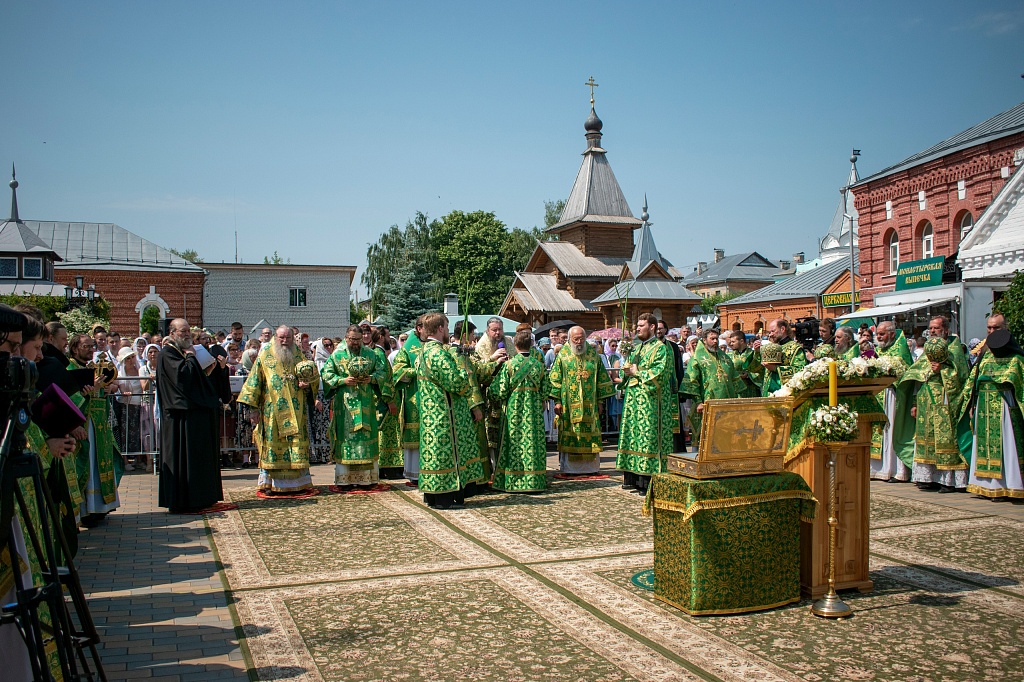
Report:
811,441,853,618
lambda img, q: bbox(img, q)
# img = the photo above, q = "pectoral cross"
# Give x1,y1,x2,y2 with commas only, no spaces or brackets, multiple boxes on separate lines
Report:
585,76,599,105
735,419,764,445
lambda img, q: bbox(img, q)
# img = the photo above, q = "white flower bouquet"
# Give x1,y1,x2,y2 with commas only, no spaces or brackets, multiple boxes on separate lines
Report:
806,404,858,443
772,355,906,398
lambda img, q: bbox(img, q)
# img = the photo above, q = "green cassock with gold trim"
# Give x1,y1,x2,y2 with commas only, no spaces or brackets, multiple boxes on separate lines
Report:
319,345,388,466
416,340,486,494
729,346,762,398
680,341,744,449
488,351,551,492
391,339,423,451
616,337,675,476
547,344,614,457
372,346,403,472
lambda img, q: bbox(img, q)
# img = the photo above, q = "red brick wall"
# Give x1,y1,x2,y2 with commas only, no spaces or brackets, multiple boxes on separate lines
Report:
854,132,1024,307
55,269,205,336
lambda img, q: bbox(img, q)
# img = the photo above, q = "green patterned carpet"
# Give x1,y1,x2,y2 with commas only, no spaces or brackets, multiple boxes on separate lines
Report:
207,476,1024,681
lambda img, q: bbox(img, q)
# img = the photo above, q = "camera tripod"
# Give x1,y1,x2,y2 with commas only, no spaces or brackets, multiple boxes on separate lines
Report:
0,395,106,681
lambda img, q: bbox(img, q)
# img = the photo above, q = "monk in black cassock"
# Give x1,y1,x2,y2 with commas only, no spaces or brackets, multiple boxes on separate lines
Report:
157,318,223,513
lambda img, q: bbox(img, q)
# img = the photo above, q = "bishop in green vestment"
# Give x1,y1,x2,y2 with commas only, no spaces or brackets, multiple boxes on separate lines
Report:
681,329,744,451
616,315,675,492
320,326,389,488
960,321,1024,499
725,331,761,398
67,334,123,522
416,314,486,509
896,335,970,491
870,322,915,481
392,320,424,483
754,319,808,396
238,326,319,493
371,329,403,478
548,326,614,476
834,327,860,361
489,332,551,492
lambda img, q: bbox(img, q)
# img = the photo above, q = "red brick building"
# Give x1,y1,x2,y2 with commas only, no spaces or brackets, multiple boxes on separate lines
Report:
853,101,1024,307
1,170,206,333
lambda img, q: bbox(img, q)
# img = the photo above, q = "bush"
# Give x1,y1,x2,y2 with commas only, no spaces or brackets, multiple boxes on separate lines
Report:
57,307,110,337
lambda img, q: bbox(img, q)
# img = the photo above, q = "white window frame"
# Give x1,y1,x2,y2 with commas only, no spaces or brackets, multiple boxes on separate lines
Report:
0,257,16,279
289,286,307,308
888,233,899,275
22,257,42,279
918,191,927,210
957,180,966,200
960,212,974,240
885,200,893,220
921,223,933,259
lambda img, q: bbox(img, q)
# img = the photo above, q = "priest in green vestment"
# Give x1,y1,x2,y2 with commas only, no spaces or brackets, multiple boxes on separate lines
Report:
416,313,486,509
960,319,1024,499
681,328,744,451
319,325,389,488
371,327,403,479
392,316,425,484
725,331,761,398
67,333,123,524
616,313,675,493
238,325,319,494
896,333,970,492
453,320,492,487
474,317,514,472
548,326,614,476
489,331,551,492
870,321,915,482
753,319,808,396
834,326,860,360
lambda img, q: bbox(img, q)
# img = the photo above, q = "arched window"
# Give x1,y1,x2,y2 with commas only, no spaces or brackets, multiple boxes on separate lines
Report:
888,231,899,275
960,212,974,240
921,222,933,259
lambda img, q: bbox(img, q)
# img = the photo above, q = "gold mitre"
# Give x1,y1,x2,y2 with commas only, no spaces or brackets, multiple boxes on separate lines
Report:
295,360,319,384
760,342,784,365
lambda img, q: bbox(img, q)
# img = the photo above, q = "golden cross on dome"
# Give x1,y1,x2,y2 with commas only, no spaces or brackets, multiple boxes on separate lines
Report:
585,76,599,105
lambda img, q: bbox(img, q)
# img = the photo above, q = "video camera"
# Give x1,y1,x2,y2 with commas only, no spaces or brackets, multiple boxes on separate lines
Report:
793,316,820,353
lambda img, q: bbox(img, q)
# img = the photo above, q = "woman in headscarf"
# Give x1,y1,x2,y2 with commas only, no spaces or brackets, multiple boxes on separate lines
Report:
139,343,161,459
307,338,333,463
235,347,260,466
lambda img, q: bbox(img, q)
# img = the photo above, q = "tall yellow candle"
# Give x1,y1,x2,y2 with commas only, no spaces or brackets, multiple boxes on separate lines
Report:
828,359,838,407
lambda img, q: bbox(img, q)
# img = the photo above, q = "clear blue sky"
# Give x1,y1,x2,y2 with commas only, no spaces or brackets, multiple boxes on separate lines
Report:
3,1,1022,288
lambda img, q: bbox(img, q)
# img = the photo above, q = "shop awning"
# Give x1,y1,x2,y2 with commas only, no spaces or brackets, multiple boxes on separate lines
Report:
835,296,956,321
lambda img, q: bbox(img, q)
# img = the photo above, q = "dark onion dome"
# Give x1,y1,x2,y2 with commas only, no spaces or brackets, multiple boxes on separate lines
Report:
584,107,603,133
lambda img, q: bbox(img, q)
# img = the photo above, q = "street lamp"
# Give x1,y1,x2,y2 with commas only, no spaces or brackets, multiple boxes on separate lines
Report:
87,284,95,302
64,285,72,301
75,275,84,290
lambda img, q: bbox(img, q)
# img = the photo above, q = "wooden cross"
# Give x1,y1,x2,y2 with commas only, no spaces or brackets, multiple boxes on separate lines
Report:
585,76,599,104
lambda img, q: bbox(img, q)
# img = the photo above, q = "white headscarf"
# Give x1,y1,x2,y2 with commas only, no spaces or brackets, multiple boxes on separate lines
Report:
142,343,161,372
312,338,332,370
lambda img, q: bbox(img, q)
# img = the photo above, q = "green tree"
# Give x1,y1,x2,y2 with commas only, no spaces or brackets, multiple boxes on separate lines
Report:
430,210,511,315
264,250,290,265
362,212,437,319
992,270,1024,341
57,306,110,337
544,199,566,228
1,294,68,322
170,248,203,263
699,292,739,314
379,234,437,331
140,305,161,335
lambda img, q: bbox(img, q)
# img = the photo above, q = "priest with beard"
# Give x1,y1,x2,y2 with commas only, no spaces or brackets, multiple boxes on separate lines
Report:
157,318,223,514
238,325,319,495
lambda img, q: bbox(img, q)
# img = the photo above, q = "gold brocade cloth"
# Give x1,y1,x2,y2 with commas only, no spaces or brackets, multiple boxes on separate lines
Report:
646,472,816,615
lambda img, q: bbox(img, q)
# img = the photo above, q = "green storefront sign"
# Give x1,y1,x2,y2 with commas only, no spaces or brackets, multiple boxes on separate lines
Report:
821,291,861,308
895,256,944,291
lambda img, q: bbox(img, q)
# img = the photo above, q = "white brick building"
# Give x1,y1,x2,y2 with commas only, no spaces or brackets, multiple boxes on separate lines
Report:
202,262,355,340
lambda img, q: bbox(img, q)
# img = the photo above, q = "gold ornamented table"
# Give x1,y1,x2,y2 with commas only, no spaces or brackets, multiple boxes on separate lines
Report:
646,471,816,615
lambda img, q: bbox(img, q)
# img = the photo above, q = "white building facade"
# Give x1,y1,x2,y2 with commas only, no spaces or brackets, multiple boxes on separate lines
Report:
202,263,355,340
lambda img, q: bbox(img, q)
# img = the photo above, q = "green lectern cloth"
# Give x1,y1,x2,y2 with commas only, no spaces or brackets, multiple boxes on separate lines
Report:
645,471,816,615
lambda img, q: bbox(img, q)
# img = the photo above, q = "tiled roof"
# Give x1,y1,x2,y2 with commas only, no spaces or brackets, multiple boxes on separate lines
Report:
724,256,857,306
853,101,1024,186
680,252,783,286
513,273,593,312
536,241,625,278
22,221,204,273
591,279,702,305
